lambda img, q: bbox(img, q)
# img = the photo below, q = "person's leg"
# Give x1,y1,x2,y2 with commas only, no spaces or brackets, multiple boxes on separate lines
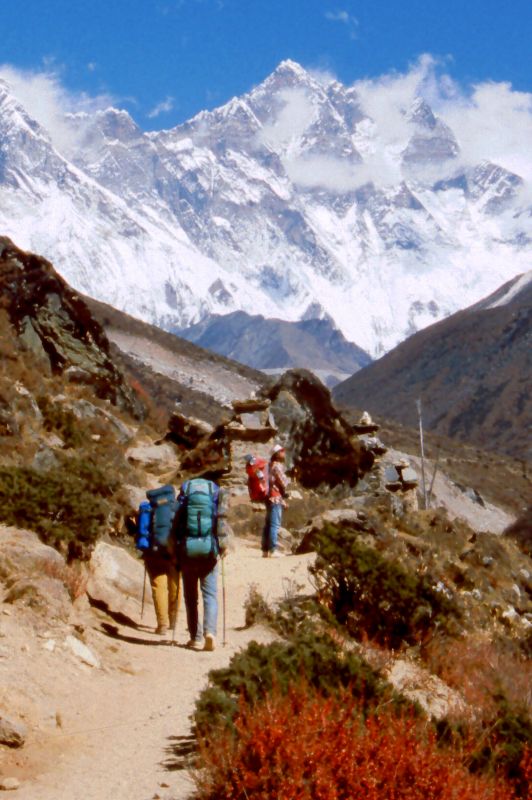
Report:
145,554,169,632
262,503,272,555
182,564,202,645
268,503,283,553
167,563,181,632
200,560,219,650
200,561,219,637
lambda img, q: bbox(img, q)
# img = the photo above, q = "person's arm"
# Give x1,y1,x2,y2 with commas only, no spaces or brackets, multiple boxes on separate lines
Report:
215,487,231,556
272,462,289,496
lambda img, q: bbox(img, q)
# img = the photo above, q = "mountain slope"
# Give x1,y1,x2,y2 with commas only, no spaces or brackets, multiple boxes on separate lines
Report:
177,310,372,386
333,272,532,461
0,61,530,359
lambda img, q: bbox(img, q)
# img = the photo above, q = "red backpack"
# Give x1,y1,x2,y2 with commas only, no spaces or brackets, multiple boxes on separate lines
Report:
245,456,269,502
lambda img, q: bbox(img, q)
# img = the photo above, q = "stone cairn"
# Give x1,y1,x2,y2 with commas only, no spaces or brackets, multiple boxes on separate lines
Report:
352,411,419,512
222,398,277,488
168,402,419,510
167,397,277,491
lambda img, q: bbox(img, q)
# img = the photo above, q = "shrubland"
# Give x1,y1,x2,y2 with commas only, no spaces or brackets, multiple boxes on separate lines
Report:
192,508,531,798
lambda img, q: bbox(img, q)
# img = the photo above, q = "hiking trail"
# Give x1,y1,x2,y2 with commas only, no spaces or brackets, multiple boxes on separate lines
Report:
4,540,314,800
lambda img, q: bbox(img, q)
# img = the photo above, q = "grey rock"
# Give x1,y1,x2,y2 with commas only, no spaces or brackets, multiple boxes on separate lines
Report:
65,635,100,669
32,447,60,472
167,412,214,448
125,441,178,472
400,467,419,487
0,716,27,748
65,399,136,443
294,508,366,554
87,542,146,620
384,465,401,490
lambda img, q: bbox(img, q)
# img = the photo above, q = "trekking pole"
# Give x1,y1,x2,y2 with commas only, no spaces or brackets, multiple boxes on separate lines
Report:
416,398,428,510
172,572,181,645
221,556,227,648
140,562,147,621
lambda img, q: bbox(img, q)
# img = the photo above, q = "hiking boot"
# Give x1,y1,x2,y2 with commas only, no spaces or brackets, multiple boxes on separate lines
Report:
204,634,216,652
270,550,283,558
186,638,203,651
156,625,168,636
262,551,269,558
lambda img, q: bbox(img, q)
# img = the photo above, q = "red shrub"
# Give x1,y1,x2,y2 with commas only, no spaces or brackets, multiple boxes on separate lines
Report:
195,684,515,800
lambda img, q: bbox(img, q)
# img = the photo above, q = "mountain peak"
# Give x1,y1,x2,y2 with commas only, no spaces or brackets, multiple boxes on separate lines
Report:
274,59,308,78
407,97,437,129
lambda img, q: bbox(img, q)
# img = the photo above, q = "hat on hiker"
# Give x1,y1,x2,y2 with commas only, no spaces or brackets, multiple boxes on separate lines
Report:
271,444,285,456
244,454,254,464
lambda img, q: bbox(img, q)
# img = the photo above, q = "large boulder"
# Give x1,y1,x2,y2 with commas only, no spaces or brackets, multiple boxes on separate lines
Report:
126,440,178,473
87,542,145,620
0,527,73,621
294,508,369,554
262,370,373,488
167,412,214,448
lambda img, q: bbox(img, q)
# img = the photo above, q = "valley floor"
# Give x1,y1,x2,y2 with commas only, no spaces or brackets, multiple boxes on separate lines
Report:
1,540,314,800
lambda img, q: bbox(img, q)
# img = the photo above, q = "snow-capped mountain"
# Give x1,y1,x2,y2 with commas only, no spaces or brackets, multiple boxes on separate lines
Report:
0,60,530,357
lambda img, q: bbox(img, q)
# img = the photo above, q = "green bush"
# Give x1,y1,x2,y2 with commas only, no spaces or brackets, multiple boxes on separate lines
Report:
194,628,402,737
0,458,113,559
37,395,84,448
310,523,460,648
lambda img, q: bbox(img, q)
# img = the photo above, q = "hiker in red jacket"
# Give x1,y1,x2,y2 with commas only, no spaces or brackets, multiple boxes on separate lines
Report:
262,444,289,558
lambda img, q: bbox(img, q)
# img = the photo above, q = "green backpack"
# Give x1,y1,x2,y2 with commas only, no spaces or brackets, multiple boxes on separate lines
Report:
180,478,220,560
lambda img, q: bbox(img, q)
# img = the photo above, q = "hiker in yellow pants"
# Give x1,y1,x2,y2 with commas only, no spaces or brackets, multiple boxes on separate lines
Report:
144,552,180,637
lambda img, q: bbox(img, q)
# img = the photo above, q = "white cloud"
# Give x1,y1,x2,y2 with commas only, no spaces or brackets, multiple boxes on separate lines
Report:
0,64,115,155
350,54,532,182
147,95,175,119
259,88,317,150
285,154,361,192
325,9,359,39
437,81,532,182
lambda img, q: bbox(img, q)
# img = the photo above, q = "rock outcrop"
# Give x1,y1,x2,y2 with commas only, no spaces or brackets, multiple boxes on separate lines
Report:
0,237,143,417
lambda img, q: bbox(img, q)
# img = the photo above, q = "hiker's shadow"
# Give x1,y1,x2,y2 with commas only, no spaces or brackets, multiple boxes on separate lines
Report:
89,597,145,630
162,734,197,771
99,621,188,647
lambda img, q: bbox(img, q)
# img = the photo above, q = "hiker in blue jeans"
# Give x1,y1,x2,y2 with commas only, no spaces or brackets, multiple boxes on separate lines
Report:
262,444,289,558
173,476,230,651
182,559,219,650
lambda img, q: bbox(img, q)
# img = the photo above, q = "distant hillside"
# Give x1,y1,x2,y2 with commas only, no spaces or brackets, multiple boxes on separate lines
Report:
177,310,372,387
334,272,532,462
84,298,270,426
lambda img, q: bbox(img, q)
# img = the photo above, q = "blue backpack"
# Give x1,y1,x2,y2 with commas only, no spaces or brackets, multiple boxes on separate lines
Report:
178,478,220,560
136,500,152,551
136,485,177,554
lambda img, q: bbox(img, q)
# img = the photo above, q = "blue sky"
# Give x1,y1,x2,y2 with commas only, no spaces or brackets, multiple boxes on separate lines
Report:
1,0,531,129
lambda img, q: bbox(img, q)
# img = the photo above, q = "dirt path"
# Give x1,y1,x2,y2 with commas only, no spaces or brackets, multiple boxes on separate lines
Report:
8,541,314,800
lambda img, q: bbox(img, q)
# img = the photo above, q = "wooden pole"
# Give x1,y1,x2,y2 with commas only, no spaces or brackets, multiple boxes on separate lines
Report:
416,399,428,509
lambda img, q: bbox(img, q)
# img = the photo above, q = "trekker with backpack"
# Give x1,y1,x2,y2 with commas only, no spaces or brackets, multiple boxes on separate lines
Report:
262,444,289,558
172,475,230,651
136,485,180,638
